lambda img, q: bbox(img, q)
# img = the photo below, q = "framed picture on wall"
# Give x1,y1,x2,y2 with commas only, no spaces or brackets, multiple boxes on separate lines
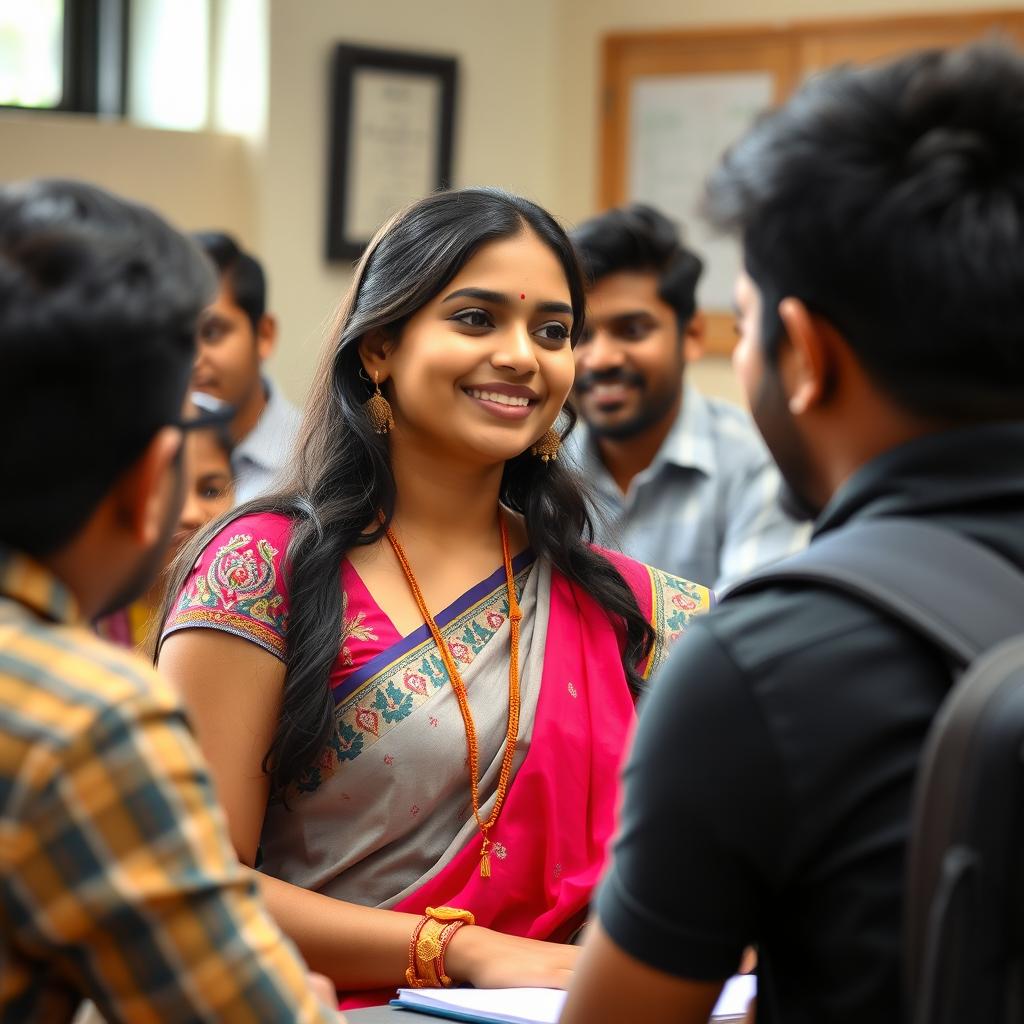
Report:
326,44,458,261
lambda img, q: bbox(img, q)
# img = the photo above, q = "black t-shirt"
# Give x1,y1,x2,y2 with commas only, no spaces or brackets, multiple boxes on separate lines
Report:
596,423,1024,1024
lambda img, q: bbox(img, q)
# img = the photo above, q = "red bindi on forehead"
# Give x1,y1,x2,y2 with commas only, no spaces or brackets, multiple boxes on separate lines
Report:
520,293,526,300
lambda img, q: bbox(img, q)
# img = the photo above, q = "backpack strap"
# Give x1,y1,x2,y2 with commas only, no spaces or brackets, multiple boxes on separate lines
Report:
721,519,1024,667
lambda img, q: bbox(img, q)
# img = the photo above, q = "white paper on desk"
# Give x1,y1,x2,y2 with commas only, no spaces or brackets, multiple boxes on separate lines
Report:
713,974,757,1017
392,974,756,1022
393,987,563,1024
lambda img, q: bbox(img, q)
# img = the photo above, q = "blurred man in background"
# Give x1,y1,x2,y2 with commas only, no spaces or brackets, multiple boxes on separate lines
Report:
569,205,807,591
192,231,301,501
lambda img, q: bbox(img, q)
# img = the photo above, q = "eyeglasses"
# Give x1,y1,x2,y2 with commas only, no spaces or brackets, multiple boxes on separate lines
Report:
172,391,234,434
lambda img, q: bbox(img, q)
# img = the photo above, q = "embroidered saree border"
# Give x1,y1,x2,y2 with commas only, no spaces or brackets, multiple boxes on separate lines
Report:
641,566,711,681
338,548,535,697
297,562,534,792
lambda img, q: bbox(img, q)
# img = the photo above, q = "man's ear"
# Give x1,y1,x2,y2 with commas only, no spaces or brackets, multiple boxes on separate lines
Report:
256,312,278,363
776,298,837,415
358,329,394,384
111,426,182,546
682,310,706,362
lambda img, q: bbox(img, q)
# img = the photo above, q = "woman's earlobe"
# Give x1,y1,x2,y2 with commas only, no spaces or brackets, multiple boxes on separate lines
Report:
357,329,393,382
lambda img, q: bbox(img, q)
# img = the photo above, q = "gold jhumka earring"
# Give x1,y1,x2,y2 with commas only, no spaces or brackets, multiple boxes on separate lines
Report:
530,427,560,463
364,371,395,434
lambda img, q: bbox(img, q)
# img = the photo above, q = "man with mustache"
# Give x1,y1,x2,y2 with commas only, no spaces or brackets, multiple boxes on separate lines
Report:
569,205,806,591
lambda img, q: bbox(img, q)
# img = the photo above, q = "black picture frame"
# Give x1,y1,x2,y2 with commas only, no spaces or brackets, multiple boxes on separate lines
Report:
326,44,458,262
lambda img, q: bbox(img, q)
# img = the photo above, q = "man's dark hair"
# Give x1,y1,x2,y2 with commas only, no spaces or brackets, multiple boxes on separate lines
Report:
705,40,1024,421
192,230,266,331
0,179,214,557
571,204,704,330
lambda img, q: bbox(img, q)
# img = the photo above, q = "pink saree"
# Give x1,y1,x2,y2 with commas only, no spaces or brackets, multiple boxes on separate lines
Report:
161,512,711,1008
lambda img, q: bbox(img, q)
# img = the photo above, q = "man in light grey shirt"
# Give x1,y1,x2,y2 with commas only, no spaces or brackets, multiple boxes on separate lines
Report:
191,232,301,502
569,205,807,591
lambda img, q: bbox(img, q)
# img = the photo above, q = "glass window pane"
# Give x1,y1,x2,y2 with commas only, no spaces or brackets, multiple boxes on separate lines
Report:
128,0,209,131
0,0,64,108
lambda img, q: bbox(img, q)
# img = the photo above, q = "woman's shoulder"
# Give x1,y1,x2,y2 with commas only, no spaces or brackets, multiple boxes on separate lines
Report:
590,544,713,613
162,510,297,662
201,510,295,557
590,545,713,682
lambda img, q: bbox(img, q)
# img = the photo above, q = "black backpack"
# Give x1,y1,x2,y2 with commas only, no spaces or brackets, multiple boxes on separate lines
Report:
724,519,1024,1024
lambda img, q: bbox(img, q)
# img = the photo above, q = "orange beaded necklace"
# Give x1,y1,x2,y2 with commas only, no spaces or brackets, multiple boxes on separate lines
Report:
385,514,522,878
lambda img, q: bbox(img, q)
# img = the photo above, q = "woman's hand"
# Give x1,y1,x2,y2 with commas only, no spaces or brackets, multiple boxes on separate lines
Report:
309,971,339,1008
444,926,579,989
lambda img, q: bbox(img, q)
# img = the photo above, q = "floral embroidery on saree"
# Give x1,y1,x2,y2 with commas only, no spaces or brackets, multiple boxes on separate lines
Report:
167,533,288,658
340,590,377,665
641,567,712,681
296,563,533,793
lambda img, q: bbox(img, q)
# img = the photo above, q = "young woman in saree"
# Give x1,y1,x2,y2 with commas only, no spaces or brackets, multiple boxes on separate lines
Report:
156,189,711,1008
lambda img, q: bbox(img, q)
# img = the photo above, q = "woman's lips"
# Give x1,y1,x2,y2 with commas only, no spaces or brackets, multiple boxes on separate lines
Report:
462,386,537,420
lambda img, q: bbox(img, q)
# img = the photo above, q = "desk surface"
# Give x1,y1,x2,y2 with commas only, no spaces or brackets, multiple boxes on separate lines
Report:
343,1005,747,1022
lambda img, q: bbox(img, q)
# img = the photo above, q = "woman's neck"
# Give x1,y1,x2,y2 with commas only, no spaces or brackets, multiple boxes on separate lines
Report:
388,438,506,549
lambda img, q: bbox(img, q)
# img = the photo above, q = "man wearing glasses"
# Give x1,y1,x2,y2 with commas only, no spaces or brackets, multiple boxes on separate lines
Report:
0,179,341,1022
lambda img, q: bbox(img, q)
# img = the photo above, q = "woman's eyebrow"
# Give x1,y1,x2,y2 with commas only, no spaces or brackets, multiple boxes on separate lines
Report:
442,287,572,316
442,287,509,305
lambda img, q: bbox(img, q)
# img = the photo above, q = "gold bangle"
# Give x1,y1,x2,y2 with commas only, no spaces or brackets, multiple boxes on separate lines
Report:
406,906,475,988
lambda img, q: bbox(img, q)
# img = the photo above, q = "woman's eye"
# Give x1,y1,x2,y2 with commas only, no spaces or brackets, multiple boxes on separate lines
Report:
450,308,492,329
199,481,230,500
535,321,571,342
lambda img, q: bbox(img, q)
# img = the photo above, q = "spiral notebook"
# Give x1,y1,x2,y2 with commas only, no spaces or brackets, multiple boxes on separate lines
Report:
390,974,756,1023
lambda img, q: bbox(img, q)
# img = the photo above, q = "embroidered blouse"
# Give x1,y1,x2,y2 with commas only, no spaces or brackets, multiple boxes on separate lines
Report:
163,513,402,687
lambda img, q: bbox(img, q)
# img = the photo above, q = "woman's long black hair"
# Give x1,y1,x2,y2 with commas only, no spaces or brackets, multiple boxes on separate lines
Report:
158,188,654,796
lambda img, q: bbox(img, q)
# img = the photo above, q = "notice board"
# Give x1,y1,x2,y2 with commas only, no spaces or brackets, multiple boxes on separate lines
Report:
601,9,1024,354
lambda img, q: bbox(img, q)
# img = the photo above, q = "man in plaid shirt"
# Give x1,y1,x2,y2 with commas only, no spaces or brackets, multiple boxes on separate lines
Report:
0,179,340,1022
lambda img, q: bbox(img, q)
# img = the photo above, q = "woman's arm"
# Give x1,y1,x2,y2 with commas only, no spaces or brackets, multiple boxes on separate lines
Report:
159,629,577,991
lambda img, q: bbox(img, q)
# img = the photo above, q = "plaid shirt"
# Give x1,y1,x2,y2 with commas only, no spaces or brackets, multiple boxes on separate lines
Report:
0,549,335,1023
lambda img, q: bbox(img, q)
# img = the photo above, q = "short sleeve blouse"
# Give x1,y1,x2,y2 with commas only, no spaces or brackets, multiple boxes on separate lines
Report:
161,512,401,680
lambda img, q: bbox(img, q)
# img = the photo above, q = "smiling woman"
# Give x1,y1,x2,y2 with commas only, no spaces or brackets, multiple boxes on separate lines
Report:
153,188,711,1010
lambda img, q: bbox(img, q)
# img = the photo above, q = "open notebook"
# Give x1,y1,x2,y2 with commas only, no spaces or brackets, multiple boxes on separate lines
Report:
390,974,756,1023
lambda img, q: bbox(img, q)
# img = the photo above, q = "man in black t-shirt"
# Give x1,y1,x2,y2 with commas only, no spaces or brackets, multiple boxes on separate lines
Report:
561,42,1024,1024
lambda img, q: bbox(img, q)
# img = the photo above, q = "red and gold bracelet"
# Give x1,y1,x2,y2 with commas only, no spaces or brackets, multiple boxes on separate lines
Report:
405,906,476,988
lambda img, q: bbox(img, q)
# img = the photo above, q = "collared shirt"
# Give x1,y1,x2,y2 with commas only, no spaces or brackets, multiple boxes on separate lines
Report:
0,550,333,1023
567,383,809,591
233,378,302,503
597,421,1024,1023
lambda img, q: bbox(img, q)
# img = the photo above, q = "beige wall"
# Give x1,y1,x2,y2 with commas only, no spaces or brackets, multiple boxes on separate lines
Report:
1,0,1020,406
552,0,1024,406
261,0,563,404
260,0,1024,405
0,111,258,244
553,0,1024,225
